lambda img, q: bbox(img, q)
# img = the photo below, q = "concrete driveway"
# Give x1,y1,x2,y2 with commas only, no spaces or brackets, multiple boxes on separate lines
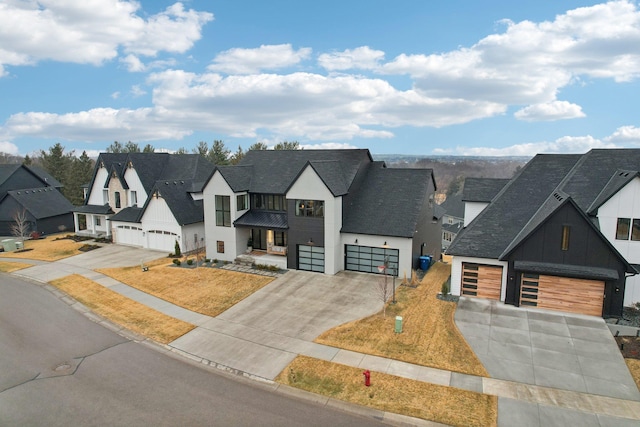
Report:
455,297,640,426
12,244,166,283
170,270,383,380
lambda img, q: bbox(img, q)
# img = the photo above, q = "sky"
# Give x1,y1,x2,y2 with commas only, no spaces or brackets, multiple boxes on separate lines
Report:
1,0,640,158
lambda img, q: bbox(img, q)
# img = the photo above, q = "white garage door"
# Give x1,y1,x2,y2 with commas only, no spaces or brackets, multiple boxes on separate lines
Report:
115,225,143,247
147,230,178,252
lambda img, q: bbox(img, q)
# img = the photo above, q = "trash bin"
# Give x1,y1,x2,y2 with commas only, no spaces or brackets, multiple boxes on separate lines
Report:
1,239,16,252
395,316,403,333
419,255,431,271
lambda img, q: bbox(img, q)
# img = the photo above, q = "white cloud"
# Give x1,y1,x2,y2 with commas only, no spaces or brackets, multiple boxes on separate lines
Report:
208,44,312,74
0,1,212,74
111,91,120,99
299,142,359,150
0,141,19,155
381,0,640,106
318,46,385,71
130,85,146,97
121,54,146,72
514,101,585,121
606,125,640,143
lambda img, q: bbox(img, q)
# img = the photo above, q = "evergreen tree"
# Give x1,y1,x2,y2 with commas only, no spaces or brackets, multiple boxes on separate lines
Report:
125,141,140,152
273,141,301,150
248,142,268,150
65,151,94,205
175,147,189,154
142,143,155,153
193,141,209,157
23,155,32,165
39,143,74,185
229,145,245,165
208,140,230,165
106,141,124,153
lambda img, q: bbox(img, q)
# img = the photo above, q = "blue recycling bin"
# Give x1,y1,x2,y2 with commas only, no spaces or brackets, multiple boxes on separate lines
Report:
419,255,431,271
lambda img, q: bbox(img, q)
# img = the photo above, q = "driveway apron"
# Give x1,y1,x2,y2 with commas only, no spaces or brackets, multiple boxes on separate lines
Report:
455,297,640,426
169,270,383,380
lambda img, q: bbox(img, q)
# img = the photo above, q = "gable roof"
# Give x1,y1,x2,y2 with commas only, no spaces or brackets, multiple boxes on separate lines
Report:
144,180,204,225
447,154,581,258
0,164,61,189
448,149,640,264
3,187,73,220
439,193,464,219
462,178,510,202
232,149,373,194
342,163,435,238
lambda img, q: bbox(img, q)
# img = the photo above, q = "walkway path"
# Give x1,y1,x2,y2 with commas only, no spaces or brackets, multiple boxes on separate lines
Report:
4,254,640,426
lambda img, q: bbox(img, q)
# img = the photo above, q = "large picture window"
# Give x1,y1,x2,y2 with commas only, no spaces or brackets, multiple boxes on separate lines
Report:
251,194,286,211
295,200,324,217
215,195,231,227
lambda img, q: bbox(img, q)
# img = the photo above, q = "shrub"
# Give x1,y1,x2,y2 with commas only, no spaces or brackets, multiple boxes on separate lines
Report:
213,259,218,264
204,258,211,263
441,277,451,295
186,259,194,266
172,259,181,266
174,240,181,257
30,231,41,239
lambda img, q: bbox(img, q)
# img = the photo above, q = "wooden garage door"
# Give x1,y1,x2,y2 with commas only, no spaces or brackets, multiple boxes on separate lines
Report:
520,273,604,316
461,263,502,300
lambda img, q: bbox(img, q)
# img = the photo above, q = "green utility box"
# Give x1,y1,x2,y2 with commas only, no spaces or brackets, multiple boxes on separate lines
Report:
395,316,403,333
1,239,16,252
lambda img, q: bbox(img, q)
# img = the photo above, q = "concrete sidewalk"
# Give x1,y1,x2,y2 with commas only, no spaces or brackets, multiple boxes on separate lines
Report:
4,253,640,426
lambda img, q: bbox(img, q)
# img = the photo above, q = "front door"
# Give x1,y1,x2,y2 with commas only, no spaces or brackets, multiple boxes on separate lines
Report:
251,228,267,250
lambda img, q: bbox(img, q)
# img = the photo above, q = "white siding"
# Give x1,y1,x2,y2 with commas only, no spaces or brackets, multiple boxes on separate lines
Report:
203,171,238,262
597,177,640,305
450,256,508,301
341,233,413,278
287,166,340,274
141,196,181,252
123,167,147,206
464,201,489,226
87,167,109,205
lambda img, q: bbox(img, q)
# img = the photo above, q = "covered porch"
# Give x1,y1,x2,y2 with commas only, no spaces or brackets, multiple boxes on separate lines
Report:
73,205,114,237
234,210,289,258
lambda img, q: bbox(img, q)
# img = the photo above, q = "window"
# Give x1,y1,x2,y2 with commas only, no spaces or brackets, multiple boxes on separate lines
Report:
561,225,570,251
295,200,324,217
237,194,249,211
95,217,101,226
444,232,452,242
217,240,224,253
103,189,109,204
274,231,287,246
616,218,631,240
130,191,137,206
251,194,286,211
215,195,231,227
115,191,121,209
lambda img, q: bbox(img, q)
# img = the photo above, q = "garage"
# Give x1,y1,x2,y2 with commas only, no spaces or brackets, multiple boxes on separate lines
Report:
461,263,502,300
298,244,324,273
345,244,399,275
147,229,179,252
520,273,604,316
114,224,143,247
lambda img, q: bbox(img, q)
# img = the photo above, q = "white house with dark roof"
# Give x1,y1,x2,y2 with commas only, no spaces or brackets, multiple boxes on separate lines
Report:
74,153,214,253
447,149,640,318
203,149,441,277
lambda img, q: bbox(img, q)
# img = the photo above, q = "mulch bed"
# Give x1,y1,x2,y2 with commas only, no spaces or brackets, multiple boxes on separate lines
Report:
78,244,100,252
616,336,640,359
55,234,93,242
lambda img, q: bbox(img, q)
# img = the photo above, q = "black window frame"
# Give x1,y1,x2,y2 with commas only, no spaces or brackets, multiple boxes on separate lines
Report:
295,199,324,218
616,217,631,240
215,195,231,227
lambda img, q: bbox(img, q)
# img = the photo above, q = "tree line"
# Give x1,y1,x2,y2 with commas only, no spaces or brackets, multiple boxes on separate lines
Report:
7,140,301,206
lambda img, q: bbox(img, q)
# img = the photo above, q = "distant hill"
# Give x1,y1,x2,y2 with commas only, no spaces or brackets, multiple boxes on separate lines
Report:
374,154,529,196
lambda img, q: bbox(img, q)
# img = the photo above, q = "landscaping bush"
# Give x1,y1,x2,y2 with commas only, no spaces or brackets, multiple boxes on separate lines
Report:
172,259,181,266
187,259,194,266
174,240,181,257
441,277,451,295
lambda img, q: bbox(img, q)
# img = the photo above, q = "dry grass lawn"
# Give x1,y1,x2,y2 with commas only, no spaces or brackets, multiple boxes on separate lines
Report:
0,261,33,272
626,358,640,390
277,356,497,427
50,274,194,344
316,262,488,377
0,235,84,261
97,260,273,317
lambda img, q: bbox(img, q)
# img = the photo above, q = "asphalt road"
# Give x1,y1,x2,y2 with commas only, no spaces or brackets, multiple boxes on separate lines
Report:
0,275,384,427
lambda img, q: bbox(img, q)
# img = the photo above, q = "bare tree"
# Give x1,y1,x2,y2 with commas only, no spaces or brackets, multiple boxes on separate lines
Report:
375,273,393,317
11,209,30,249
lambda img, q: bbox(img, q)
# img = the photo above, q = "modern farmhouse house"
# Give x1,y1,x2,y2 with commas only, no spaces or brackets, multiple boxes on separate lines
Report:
447,149,640,317
202,149,441,276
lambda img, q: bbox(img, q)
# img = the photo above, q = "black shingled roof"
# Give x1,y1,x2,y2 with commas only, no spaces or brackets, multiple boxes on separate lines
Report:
439,193,464,219
3,187,73,220
144,180,204,225
110,207,143,223
342,163,435,238
462,178,510,202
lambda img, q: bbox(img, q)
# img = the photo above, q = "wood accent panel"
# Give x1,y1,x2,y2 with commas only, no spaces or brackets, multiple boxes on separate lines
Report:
462,263,502,300
537,275,604,317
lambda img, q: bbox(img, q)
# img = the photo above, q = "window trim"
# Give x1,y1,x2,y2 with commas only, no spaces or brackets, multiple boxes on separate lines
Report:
215,195,231,227
115,191,121,209
295,199,324,218
236,194,249,211
616,217,631,240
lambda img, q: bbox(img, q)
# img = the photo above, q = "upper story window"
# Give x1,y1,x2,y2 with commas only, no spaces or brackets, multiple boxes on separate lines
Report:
237,194,249,211
296,200,324,218
215,195,231,227
130,190,137,207
616,217,640,241
115,191,121,209
103,189,109,204
252,194,286,211
561,225,570,251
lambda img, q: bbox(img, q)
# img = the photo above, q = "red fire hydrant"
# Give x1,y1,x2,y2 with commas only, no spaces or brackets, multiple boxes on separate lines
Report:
363,369,371,387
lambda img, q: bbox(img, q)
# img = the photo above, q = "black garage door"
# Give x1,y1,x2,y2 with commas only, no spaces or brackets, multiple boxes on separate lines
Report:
298,244,325,273
345,244,399,275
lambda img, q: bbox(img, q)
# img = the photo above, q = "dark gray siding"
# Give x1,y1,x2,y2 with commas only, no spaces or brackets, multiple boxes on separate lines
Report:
411,177,441,268
0,168,50,198
286,199,325,269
